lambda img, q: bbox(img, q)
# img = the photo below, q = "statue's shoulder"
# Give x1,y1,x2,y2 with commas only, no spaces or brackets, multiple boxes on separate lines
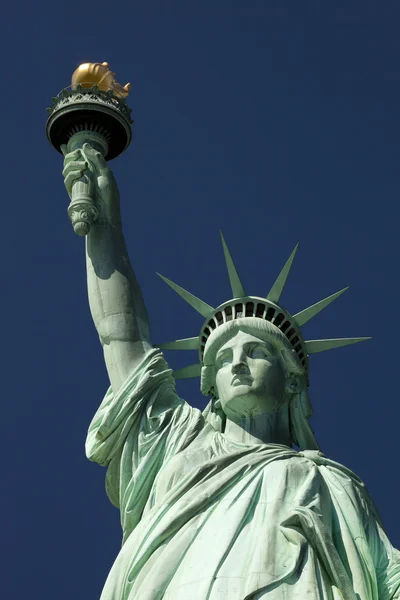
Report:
297,449,363,481
297,449,375,511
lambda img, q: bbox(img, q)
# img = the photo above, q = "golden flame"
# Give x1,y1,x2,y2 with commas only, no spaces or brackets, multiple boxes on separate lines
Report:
71,62,131,98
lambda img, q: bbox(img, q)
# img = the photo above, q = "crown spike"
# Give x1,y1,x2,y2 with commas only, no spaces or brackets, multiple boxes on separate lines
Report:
305,337,371,354
157,273,214,318
293,287,349,327
220,231,246,298
157,337,199,351
266,243,299,303
173,363,202,380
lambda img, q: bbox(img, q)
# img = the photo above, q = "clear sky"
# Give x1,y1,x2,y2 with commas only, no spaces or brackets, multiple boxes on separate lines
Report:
2,1,400,598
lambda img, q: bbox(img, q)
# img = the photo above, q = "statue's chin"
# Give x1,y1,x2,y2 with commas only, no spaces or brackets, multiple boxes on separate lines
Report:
221,389,285,420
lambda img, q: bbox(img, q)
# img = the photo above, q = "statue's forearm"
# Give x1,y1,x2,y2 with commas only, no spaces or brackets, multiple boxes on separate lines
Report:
86,220,152,390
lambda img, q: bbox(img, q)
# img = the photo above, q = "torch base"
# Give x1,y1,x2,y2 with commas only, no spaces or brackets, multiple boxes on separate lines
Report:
46,86,133,161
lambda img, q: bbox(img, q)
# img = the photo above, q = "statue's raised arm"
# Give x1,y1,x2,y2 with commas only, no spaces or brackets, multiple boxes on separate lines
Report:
63,144,151,393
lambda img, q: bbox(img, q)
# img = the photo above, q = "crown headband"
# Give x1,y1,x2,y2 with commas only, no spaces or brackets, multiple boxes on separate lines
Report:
157,233,370,385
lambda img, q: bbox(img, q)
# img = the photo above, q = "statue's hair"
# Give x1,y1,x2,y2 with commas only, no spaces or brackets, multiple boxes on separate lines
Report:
200,318,320,451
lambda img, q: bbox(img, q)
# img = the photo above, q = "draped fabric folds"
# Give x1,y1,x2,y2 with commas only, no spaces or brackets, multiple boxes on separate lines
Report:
86,349,400,600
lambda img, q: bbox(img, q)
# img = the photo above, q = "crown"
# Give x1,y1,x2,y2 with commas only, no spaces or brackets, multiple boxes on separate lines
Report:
157,232,370,385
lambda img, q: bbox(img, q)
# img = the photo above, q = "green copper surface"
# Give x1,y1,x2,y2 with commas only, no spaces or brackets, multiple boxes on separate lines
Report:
156,272,214,318
293,286,349,326
158,337,199,351
220,230,246,298
57,137,398,600
266,243,298,303
305,336,372,353
173,363,202,379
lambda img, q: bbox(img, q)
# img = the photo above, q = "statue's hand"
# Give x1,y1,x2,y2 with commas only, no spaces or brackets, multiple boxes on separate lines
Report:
62,143,121,226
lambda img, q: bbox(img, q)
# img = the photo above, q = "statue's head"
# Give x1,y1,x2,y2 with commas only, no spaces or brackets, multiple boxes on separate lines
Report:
200,317,313,447
201,318,304,412
157,233,370,450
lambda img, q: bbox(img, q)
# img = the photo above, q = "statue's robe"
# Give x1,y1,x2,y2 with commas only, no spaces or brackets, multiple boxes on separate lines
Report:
86,349,400,600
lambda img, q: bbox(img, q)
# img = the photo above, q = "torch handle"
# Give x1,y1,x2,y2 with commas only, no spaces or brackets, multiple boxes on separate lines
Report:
67,170,99,237
61,131,108,237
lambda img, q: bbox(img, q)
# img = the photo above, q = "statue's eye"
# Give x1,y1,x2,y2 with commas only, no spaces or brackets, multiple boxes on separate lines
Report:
248,345,269,359
216,353,232,369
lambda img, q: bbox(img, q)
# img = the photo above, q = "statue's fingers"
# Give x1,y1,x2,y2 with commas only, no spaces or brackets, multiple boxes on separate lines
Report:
82,143,108,173
64,169,85,195
64,149,81,161
61,145,79,158
62,160,87,179
93,151,108,172
63,149,83,169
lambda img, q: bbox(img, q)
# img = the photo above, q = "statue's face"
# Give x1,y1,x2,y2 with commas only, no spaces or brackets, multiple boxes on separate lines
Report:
214,329,286,419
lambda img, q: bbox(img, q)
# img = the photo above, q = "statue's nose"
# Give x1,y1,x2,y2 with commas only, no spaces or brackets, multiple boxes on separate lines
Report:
231,360,248,375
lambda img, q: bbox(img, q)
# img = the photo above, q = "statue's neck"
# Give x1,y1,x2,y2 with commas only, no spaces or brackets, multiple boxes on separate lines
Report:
224,405,292,447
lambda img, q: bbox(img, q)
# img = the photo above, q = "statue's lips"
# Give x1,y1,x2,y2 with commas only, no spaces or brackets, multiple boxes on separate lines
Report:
231,375,253,387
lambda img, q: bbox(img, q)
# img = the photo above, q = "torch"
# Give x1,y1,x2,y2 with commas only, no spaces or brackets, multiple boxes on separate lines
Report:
46,62,133,236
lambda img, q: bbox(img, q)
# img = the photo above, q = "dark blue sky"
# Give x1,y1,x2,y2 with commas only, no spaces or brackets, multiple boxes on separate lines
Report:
2,1,400,597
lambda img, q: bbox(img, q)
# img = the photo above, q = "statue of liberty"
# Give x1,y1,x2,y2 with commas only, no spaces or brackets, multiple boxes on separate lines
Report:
58,68,400,600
